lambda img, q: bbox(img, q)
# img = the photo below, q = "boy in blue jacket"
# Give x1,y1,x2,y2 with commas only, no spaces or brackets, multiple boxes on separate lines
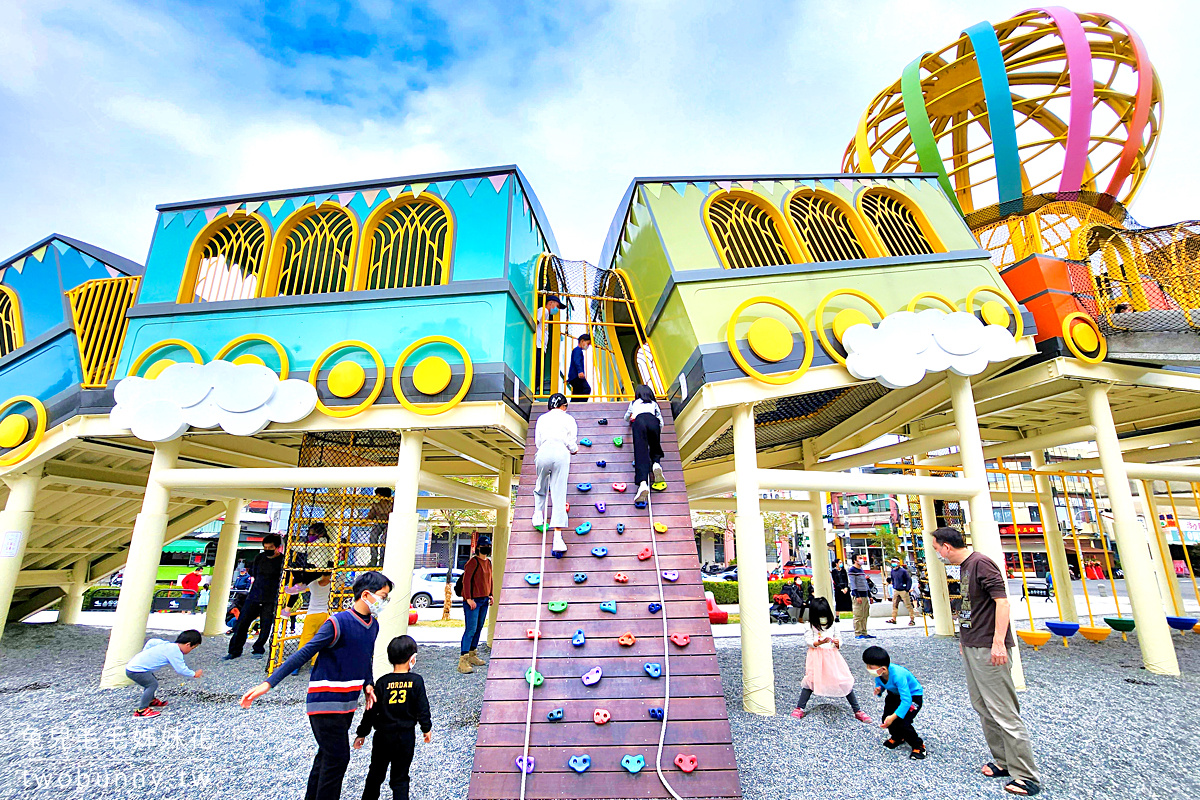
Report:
125,629,204,718
863,645,925,759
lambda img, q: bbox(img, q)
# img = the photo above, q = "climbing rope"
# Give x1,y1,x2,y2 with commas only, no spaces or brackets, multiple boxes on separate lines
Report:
518,521,549,800
646,488,684,800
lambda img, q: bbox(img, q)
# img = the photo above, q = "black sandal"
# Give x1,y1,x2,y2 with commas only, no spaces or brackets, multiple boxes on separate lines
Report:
982,762,1011,778
883,737,902,749
910,746,926,760
1004,779,1041,796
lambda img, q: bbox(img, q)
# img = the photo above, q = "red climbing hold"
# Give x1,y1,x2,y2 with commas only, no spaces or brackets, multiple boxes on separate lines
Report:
612,482,627,492
526,629,541,640
674,754,698,773
670,632,691,647
614,572,629,583
618,632,636,646
593,708,611,725
637,546,652,561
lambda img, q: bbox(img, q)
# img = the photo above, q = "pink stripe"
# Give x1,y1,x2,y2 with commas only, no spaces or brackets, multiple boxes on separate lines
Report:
1094,14,1153,198
1026,7,1093,193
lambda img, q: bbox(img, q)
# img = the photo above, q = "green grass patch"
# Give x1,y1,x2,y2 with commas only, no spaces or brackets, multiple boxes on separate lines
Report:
413,618,465,628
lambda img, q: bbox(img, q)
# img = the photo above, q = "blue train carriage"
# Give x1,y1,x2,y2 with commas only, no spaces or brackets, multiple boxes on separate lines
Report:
599,173,1039,465
108,165,558,443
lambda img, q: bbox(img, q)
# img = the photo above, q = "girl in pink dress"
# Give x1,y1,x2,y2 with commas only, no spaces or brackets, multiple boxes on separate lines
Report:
791,597,872,722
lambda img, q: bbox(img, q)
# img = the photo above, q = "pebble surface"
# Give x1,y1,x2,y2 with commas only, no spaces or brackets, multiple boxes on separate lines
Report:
0,621,1196,799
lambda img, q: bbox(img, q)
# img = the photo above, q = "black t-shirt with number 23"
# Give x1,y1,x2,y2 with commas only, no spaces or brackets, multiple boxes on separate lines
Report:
357,672,432,736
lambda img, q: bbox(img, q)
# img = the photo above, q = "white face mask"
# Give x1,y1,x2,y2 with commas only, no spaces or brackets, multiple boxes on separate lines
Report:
934,550,950,565
365,592,389,617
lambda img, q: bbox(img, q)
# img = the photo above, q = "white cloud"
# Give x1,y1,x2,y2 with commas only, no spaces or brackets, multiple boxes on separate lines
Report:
110,361,317,441
843,310,1018,389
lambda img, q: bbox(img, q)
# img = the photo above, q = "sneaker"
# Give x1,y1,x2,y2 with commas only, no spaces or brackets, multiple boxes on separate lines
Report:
651,462,665,483
250,653,265,660
861,634,877,639
148,698,168,708
634,482,650,503
909,621,916,626
885,619,897,624
910,746,926,760
532,512,544,528
133,708,161,718
854,711,872,723
855,635,868,639
790,708,806,719
222,654,240,661
883,737,902,749
552,530,567,558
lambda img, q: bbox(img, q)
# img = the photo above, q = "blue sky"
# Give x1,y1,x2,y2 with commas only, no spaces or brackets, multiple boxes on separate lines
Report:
2,0,1198,265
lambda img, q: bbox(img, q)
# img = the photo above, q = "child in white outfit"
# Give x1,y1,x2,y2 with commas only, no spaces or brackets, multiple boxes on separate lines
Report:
532,393,577,556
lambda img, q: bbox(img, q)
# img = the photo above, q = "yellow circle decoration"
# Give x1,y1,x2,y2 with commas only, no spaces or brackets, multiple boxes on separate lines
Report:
328,361,367,398
392,337,474,416
129,339,203,378
0,414,29,449
725,297,813,386
965,285,1024,340
214,334,290,378
232,354,266,367
1061,312,1107,363
815,289,887,367
413,356,453,395
906,292,959,313
308,341,385,418
745,318,794,363
144,359,176,380
832,308,871,342
980,301,1011,328
0,396,47,467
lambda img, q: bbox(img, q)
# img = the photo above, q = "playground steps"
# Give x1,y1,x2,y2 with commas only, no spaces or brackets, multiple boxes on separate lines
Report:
468,402,741,800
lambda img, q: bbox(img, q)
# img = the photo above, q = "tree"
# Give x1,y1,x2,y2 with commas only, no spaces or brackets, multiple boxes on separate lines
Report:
867,523,903,562
427,475,498,621
691,506,799,565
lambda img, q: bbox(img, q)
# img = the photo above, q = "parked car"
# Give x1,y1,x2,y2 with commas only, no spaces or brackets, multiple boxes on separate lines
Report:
410,568,464,608
717,567,737,582
769,565,812,581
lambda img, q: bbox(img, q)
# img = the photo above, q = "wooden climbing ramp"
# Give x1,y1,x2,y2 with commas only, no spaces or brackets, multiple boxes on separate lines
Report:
470,402,742,800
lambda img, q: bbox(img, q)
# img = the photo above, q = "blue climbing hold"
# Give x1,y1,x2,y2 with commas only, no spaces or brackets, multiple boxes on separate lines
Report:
600,601,617,614
572,629,586,647
621,754,645,774
515,756,535,774
591,546,608,558
597,418,608,425
644,662,662,679
573,572,587,584
648,602,662,614
568,755,591,774
547,708,564,722
596,460,606,467
575,522,592,535
616,523,625,534
577,483,592,492
634,500,647,509
649,707,664,720
580,438,592,447
595,502,606,513
524,573,541,586
662,571,679,582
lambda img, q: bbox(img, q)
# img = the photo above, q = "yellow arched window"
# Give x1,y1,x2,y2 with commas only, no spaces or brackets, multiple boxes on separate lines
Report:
0,286,23,358
357,195,454,290
178,213,271,303
786,190,882,262
264,203,358,297
858,189,942,257
704,190,804,269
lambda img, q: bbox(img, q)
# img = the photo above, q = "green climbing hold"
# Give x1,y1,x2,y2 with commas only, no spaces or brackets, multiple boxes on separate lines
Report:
548,601,569,613
526,668,544,687
613,436,623,447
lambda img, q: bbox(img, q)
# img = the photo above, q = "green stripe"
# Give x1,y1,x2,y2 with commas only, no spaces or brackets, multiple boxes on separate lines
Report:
901,56,963,215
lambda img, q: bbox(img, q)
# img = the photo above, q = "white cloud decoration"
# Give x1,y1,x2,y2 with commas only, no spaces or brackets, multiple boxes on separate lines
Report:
843,310,1020,389
110,361,318,441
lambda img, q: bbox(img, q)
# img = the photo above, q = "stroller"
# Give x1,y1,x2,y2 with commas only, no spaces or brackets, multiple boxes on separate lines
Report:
770,580,813,624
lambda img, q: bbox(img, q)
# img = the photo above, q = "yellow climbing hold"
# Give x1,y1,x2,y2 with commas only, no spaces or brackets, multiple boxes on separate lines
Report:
653,522,668,534
832,308,871,341
0,413,29,449
412,355,453,395
980,300,1011,328
328,360,367,399
745,317,793,363
144,359,175,380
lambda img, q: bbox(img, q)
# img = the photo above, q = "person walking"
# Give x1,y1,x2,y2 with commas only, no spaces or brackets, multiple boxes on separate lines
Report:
457,541,493,674
832,559,851,614
535,295,562,393
532,393,577,557
623,384,665,503
848,555,874,639
225,533,284,660
931,527,1041,797
567,333,591,402
887,558,915,626
365,488,394,567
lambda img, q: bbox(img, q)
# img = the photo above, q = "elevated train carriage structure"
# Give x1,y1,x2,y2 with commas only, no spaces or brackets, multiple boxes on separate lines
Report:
2,8,1200,799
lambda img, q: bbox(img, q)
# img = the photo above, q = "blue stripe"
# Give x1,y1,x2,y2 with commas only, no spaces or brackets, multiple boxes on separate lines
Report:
964,21,1022,204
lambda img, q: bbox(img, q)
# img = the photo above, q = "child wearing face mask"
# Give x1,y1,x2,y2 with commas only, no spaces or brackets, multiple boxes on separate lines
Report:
791,597,872,723
862,645,926,759
354,635,433,800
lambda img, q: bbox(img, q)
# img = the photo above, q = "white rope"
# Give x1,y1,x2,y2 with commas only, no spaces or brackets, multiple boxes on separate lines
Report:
519,519,549,800
647,488,684,800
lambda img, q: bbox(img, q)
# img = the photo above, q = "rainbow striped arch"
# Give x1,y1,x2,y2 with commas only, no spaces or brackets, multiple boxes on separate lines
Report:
844,9,1163,215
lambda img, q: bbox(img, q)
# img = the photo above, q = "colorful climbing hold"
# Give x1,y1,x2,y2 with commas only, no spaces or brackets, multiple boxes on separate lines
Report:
651,480,668,492
596,460,607,467
670,632,691,647
621,754,645,774
674,754,698,773
597,418,608,425
526,668,544,687
576,483,592,492
595,502,606,513
573,572,588,583
648,602,662,614
534,523,549,534
662,571,679,582
613,436,623,447
644,662,662,678
580,438,592,447
634,500,647,509
571,629,586,647
653,522,668,534
548,601,568,613
593,708,611,725
637,546,652,561
547,708,564,721
568,755,591,774
515,756,536,774
575,522,592,535
581,666,603,686
526,628,541,640
612,482,627,492
591,546,608,558
616,523,626,534
649,707,664,720
524,573,541,585
613,573,629,583
618,632,636,647
599,601,617,614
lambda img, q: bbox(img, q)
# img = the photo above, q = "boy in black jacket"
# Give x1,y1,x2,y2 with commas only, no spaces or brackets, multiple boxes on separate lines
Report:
353,635,432,800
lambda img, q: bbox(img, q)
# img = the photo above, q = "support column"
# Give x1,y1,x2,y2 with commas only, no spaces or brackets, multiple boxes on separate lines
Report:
1084,383,1179,675
948,374,1026,689
100,441,180,687
1028,450,1078,623
731,403,774,715
57,559,89,625
0,467,43,640
1135,481,1176,612
798,493,833,609
486,456,514,648
374,431,425,678
205,499,243,637
917,470,954,636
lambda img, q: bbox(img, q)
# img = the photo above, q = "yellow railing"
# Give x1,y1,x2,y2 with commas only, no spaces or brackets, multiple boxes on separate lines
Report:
67,276,141,388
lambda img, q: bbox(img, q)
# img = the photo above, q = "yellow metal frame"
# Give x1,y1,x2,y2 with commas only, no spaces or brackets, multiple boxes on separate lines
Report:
856,187,945,256
355,192,455,291
214,333,291,378
0,395,46,466
308,340,385,418
262,202,359,298
0,285,23,358
391,335,474,416
725,296,813,385
702,188,806,269
906,291,959,313
176,211,273,304
783,188,884,261
67,276,142,388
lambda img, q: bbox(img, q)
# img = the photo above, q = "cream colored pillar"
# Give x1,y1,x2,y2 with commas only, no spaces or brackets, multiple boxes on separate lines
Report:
1028,450,1078,623
1084,384,1178,675
205,499,243,637
57,559,89,625
798,493,833,608
731,403,775,715
948,374,1026,689
917,476,954,636
486,457,514,648
374,431,425,678
1136,481,1177,613
100,440,181,687
0,466,43,640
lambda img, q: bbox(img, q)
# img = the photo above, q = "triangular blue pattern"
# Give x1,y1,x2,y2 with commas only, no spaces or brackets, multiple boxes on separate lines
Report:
52,240,71,255
670,182,688,196
183,209,202,226
80,254,98,269
461,177,483,197
434,181,454,196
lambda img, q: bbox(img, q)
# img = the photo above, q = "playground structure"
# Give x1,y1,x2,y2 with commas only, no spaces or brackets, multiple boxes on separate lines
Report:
1,6,1200,798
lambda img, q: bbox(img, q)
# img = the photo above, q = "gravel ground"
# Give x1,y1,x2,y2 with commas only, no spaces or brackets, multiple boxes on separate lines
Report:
0,621,1196,799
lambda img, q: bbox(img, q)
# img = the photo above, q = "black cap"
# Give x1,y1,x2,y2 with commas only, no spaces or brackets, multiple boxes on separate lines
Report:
545,295,563,307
